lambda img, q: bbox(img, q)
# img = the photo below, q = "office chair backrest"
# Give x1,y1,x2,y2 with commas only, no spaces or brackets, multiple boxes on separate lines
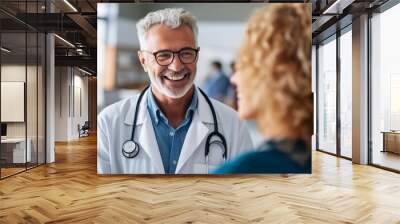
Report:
82,121,90,129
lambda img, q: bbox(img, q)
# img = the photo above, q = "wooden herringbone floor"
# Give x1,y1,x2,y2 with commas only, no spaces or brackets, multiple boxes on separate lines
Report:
1,134,400,224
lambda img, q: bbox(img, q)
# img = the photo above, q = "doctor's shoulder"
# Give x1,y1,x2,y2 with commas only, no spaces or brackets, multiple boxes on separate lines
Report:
208,98,239,122
98,95,139,127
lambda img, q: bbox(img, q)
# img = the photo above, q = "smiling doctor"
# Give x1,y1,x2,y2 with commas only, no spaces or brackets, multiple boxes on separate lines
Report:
97,8,253,174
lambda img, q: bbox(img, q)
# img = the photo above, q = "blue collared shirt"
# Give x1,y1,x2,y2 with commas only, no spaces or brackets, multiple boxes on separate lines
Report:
146,87,198,174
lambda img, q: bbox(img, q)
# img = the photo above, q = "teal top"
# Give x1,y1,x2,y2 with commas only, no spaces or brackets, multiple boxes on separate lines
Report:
213,139,311,174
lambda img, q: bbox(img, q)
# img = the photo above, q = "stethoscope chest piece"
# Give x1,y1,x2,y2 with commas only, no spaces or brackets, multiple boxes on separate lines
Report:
122,140,140,158
205,131,227,159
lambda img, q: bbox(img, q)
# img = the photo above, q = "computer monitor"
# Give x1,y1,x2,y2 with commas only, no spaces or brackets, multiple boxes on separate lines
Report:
1,123,7,137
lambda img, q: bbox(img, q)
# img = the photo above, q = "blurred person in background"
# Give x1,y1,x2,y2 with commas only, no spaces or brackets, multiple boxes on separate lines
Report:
203,60,231,103
98,8,253,174
226,61,239,110
214,3,312,174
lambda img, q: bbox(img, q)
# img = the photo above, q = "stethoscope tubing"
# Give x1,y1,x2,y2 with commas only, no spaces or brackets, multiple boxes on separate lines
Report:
122,85,227,161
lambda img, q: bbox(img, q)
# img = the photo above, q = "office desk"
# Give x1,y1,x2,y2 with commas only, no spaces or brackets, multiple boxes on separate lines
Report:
1,138,32,163
381,131,400,154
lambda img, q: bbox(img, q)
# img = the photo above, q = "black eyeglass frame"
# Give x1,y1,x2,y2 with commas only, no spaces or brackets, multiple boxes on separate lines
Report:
141,47,200,66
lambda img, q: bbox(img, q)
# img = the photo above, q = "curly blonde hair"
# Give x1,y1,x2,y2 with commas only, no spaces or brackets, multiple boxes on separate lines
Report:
237,3,312,143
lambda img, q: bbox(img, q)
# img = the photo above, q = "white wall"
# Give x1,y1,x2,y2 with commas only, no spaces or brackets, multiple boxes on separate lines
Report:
55,67,68,141
1,66,26,130
71,73,89,138
55,67,89,141
1,82,25,122
1,63,46,164
1,65,38,138
196,22,245,86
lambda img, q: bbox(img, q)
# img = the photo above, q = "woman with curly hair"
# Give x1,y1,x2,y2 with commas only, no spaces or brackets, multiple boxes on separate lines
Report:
214,3,313,174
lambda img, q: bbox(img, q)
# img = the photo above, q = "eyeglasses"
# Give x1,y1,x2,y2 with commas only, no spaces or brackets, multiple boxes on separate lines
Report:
141,47,200,66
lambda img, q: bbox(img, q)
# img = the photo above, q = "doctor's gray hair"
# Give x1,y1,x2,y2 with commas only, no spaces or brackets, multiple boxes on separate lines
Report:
136,8,198,50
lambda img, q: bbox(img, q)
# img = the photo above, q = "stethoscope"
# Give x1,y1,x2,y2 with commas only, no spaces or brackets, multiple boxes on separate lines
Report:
122,86,227,170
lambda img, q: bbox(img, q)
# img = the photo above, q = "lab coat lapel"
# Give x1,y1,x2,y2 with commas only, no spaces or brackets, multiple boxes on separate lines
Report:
175,89,214,173
124,90,165,173
137,116,165,174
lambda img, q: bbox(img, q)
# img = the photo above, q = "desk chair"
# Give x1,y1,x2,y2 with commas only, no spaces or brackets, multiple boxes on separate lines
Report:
78,121,90,138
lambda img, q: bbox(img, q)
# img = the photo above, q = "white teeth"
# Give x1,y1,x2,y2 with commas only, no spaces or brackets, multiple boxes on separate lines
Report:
166,73,186,81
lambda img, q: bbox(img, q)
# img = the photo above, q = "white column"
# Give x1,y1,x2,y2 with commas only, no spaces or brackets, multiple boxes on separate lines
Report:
352,14,369,164
46,32,55,163
45,0,55,163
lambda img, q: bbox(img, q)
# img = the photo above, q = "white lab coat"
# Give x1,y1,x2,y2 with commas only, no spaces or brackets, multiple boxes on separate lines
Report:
97,88,253,174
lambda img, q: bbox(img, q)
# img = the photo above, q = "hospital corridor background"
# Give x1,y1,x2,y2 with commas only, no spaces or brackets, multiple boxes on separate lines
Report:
0,0,400,223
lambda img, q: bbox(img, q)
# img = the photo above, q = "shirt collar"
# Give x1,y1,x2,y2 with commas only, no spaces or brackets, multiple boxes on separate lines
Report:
186,87,198,119
146,87,162,125
146,86,198,125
